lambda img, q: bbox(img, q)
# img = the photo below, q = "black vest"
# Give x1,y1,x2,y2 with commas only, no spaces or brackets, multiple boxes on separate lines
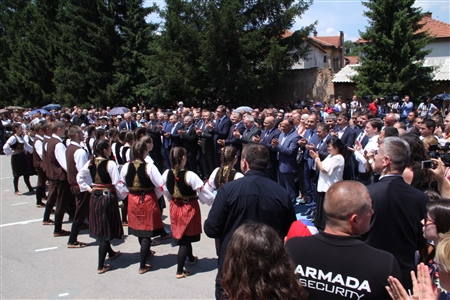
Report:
166,169,196,198
88,158,112,184
125,161,154,190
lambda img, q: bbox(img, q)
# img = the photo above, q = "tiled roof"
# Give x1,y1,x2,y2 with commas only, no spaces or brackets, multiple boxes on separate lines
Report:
310,36,341,48
417,14,450,38
345,56,359,64
354,14,450,44
332,58,450,82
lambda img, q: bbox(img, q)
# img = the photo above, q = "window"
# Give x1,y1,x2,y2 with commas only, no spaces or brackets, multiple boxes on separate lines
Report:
333,57,339,71
323,56,327,63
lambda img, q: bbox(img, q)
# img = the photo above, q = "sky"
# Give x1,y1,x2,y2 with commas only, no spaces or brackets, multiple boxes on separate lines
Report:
143,0,450,42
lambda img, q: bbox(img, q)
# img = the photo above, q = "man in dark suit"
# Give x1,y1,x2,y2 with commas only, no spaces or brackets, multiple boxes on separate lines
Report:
179,116,199,173
362,137,428,291
204,144,296,300
118,112,137,131
233,116,261,147
218,111,245,171
254,116,280,181
302,122,330,219
271,119,300,204
299,114,320,207
164,114,183,149
147,112,164,173
355,112,370,148
335,112,356,147
161,112,173,169
197,110,215,178
206,105,231,169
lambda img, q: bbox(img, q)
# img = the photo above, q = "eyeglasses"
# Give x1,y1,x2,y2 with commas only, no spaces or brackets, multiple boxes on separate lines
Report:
424,215,435,226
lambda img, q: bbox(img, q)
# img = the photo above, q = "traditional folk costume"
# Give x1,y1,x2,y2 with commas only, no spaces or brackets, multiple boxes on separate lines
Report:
77,157,123,241
3,134,34,193
162,169,214,244
117,160,171,238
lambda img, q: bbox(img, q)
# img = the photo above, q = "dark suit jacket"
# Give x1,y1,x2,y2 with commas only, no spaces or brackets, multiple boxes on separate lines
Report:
147,120,163,149
181,125,199,155
362,176,428,290
118,120,137,131
337,126,356,147
355,128,369,148
200,122,215,154
316,134,331,161
204,169,296,271
260,128,281,169
302,129,320,169
276,130,301,173
169,122,184,148
211,116,232,154
224,122,245,155
239,125,261,145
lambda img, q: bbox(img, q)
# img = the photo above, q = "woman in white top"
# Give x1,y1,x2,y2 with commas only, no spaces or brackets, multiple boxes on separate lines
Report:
162,147,215,278
309,136,346,231
204,146,244,193
3,123,35,195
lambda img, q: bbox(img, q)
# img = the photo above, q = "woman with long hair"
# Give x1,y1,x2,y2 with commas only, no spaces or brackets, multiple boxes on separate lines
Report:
117,140,171,274
77,140,123,274
309,136,347,230
222,222,307,300
3,123,35,195
205,146,243,191
162,147,214,278
401,133,432,191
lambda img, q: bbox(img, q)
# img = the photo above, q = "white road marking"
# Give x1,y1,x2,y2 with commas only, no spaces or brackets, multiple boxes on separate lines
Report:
35,247,58,252
4,189,10,191
12,202,28,206
0,218,41,228
0,177,11,180
58,293,69,297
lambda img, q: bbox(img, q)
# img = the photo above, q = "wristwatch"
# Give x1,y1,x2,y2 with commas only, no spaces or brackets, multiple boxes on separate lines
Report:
368,158,374,164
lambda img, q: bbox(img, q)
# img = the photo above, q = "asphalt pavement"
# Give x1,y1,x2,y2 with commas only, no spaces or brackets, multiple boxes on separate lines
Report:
0,154,217,299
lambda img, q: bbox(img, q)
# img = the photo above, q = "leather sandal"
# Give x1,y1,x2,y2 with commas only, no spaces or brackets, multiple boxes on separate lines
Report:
43,219,54,225
97,264,111,274
175,269,191,279
147,250,156,260
53,230,71,237
67,241,88,248
139,264,152,274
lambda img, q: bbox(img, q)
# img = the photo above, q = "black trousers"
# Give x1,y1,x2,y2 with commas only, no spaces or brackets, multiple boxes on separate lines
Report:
68,186,90,244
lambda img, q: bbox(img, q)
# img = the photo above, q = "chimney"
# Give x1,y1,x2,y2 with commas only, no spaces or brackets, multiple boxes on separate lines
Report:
313,30,317,37
424,12,432,18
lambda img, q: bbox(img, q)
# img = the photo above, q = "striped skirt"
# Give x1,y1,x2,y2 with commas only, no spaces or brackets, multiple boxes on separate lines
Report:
89,191,123,241
169,199,201,244
128,191,165,238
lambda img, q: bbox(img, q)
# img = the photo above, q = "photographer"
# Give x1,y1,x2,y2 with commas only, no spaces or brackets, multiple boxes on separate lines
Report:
418,95,438,119
400,95,413,123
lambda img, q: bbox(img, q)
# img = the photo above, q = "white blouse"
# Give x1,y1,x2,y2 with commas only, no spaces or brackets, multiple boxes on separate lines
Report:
76,159,120,193
317,154,344,192
116,161,171,201
162,169,215,206
3,135,33,156
204,167,244,193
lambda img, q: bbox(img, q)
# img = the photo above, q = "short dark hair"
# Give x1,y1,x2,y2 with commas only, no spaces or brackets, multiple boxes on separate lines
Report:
241,144,269,171
384,127,399,138
424,119,436,131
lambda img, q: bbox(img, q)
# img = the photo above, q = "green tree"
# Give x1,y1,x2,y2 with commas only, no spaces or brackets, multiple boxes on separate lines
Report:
344,40,359,56
107,0,158,107
353,0,434,99
151,0,314,107
53,0,116,107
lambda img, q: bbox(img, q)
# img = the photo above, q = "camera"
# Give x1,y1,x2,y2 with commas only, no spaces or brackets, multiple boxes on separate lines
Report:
427,143,450,166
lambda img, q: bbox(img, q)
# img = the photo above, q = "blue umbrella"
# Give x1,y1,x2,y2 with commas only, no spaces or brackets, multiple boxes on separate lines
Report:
234,106,253,113
433,93,450,101
29,108,51,115
43,103,62,111
108,107,130,116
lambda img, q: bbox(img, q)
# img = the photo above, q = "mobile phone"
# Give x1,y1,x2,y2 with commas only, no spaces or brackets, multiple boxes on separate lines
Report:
421,160,432,169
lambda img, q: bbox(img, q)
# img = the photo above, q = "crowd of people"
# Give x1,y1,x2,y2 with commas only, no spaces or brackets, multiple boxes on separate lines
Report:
2,94,450,299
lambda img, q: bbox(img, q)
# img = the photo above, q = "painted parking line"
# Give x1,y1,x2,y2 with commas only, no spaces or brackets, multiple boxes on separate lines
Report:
35,247,58,252
58,293,69,297
12,202,28,206
0,218,41,228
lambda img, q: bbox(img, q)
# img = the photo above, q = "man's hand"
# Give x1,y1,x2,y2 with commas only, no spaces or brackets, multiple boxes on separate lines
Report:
217,139,225,146
271,138,279,148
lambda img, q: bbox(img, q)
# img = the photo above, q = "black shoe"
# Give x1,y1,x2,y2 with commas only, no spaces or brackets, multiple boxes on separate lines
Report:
301,209,313,216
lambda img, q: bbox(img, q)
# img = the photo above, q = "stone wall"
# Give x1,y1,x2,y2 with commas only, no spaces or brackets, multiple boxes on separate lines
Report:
271,68,335,104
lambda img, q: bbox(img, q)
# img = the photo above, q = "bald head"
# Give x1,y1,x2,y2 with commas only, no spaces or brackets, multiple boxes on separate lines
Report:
324,181,373,235
264,116,275,130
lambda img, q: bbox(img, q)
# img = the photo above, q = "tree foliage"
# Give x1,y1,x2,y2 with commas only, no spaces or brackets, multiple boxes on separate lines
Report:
151,0,315,107
353,0,434,99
